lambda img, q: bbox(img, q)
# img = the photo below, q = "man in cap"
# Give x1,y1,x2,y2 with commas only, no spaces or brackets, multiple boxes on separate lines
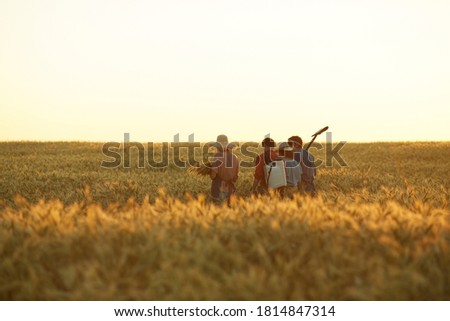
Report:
288,135,316,196
210,135,239,204
251,137,279,194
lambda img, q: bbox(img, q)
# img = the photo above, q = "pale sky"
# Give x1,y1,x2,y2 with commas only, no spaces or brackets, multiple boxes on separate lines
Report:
1,0,449,142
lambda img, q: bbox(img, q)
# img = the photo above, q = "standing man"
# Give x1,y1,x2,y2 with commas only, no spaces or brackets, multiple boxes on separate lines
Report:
251,137,279,194
288,136,316,196
210,135,239,204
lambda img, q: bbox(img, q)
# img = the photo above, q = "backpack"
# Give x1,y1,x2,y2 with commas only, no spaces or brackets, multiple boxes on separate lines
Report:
264,160,287,189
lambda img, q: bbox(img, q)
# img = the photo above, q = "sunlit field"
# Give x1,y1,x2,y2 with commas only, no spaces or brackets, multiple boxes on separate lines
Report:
0,142,449,300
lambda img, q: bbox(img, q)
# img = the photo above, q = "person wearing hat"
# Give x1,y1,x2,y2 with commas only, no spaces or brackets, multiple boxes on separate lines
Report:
250,137,280,194
288,135,316,195
210,135,239,204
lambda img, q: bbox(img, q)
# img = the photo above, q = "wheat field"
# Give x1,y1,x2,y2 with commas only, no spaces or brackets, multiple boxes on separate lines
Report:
0,142,449,300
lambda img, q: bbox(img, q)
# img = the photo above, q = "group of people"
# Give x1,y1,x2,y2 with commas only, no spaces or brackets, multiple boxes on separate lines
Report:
209,134,316,203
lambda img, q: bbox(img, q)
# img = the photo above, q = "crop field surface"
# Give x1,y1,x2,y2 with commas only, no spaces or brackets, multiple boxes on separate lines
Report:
0,141,449,300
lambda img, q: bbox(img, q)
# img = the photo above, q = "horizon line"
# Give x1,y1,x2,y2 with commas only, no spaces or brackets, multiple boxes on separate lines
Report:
1,140,449,144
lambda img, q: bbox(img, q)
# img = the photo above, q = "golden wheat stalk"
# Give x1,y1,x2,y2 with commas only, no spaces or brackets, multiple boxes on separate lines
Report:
188,161,213,176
